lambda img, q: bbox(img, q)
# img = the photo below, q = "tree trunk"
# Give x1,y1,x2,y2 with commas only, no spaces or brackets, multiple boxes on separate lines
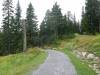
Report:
22,19,27,52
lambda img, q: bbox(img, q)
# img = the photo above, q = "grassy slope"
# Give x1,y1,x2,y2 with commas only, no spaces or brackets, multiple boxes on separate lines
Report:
72,35,100,56
54,34,100,56
50,34,100,75
0,48,47,75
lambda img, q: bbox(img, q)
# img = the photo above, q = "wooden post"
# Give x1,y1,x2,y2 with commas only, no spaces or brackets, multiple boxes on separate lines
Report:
22,19,27,52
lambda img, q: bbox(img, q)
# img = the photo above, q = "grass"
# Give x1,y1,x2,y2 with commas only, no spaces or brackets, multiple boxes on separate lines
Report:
73,35,100,56
53,34,100,56
0,48,47,75
62,48,97,75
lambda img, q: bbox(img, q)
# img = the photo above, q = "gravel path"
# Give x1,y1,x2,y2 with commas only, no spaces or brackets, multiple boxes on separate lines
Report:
32,50,77,75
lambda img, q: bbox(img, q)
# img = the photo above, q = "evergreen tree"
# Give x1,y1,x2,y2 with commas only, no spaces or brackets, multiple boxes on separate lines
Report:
85,0,99,34
40,2,64,45
26,3,38,47
40,3,79,45
81,6,88,34
2,0,14,55
66,11,75,34
61,15,68,35
73,14,78,33
51,2,63,39
96,0,100,32
0,30,3,54
13,0,23,52
40,10,53,45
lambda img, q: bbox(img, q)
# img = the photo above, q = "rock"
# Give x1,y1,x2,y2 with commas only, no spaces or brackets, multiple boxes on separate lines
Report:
87,54,95,60
75,51,88,59
82,52,87,58
94,57,100,62
76,51,84,59
93,64,99,69
96,69,100,74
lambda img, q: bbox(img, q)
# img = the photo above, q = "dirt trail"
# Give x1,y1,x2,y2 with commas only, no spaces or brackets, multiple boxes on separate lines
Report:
32,50,77,75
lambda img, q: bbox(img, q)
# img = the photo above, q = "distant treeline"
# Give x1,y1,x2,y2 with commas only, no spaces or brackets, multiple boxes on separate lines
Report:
81,0,100,35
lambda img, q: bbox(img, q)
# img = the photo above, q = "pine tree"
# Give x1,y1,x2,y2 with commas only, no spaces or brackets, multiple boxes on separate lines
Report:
66,11,75,34
13,0,23,52
40,2,81,45
40,2,64,45
40,3,79,45
40,10,53,45
81,6,88,34
73,14,78,33
26,3,38,47
61,15,68,35
2,0,14,55
51,2,63,39
85,0,99,34
0,28,3,54
96,0,100,32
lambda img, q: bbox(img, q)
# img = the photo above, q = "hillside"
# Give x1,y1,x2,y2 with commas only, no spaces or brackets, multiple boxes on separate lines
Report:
54,34,100,56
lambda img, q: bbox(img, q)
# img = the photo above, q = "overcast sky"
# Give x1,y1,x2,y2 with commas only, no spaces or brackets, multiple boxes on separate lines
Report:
0,0,85,27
